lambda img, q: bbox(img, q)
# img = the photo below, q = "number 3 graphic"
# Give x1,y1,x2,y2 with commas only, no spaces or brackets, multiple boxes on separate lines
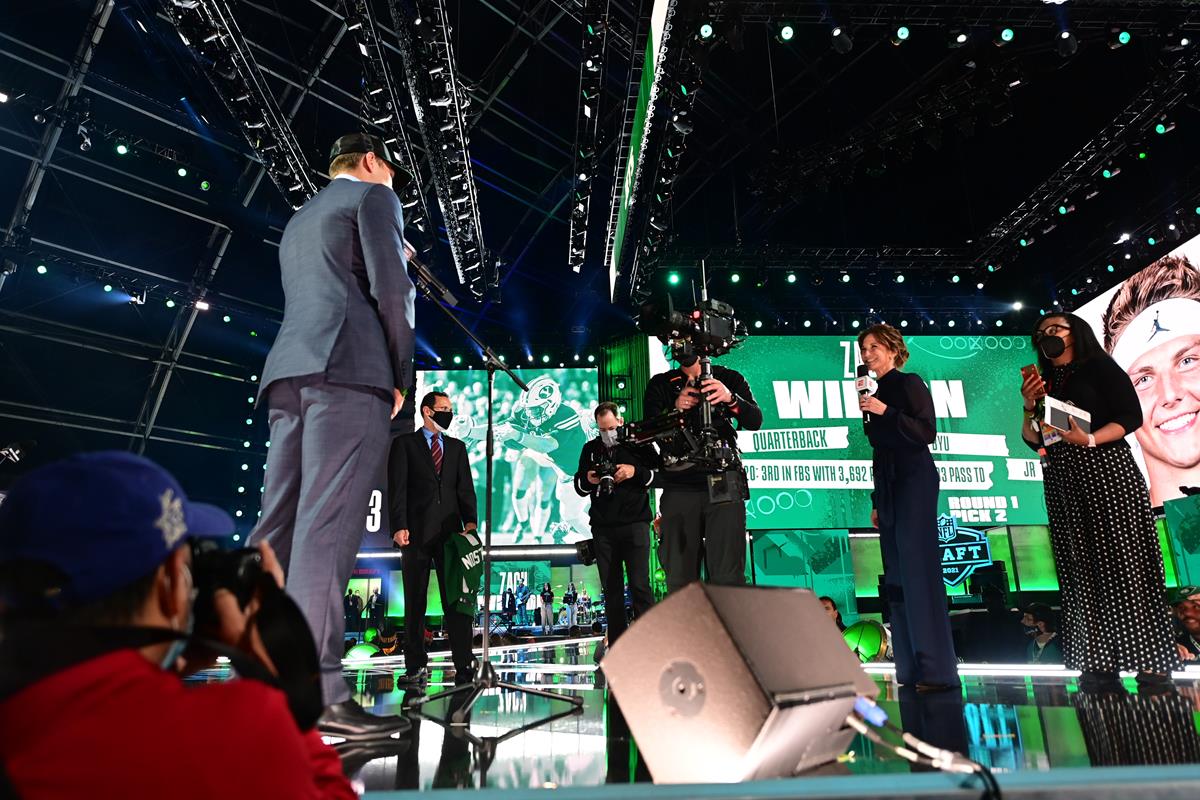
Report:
365,490,382,532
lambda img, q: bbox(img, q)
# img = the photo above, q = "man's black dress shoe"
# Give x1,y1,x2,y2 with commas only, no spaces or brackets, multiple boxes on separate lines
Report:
318,699,411,740
396,667,429,687
454,664,477,686
915,681,960,694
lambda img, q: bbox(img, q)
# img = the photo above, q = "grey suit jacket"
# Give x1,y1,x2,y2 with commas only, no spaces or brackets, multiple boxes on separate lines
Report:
259,178,416,400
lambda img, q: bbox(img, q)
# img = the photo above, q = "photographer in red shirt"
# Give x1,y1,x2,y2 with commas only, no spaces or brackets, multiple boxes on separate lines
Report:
0,452,355,799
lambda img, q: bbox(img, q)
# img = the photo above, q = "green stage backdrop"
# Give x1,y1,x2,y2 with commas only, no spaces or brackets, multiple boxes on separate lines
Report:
649,336,1049,530
413,368,598,545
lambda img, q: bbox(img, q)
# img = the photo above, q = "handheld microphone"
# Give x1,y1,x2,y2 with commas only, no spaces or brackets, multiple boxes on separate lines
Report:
856,365,877,426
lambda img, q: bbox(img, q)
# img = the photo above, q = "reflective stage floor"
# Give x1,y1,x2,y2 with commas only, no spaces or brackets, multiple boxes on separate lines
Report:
196,638,1200,798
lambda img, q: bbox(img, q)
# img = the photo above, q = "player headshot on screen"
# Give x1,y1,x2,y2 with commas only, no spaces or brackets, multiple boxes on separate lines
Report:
1102,254,1200,506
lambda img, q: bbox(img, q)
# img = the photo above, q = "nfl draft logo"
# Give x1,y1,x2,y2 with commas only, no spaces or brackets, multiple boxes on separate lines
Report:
938,514,993,588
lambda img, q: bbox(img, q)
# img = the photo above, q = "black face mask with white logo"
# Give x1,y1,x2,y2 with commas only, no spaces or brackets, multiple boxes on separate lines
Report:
1037,335,1066,360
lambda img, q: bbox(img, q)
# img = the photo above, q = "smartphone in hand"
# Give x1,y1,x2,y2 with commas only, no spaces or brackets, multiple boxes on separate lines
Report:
1020,364,1040,382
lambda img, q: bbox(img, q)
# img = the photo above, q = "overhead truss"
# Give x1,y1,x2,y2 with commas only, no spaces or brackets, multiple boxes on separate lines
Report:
568,0,611,273
164,0,318,209
387,0,491,298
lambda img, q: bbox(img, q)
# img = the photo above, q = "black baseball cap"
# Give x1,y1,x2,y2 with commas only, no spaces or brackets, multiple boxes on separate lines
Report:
328,133,413,189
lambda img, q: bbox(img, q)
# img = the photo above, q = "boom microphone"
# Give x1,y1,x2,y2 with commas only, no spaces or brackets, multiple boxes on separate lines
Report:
855,365,877,427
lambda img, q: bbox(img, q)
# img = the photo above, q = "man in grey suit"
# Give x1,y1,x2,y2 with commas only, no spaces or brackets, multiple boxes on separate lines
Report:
252,133,415,740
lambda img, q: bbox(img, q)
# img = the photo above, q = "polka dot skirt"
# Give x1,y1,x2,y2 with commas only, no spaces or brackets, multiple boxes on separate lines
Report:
1042,441,1181,674
1073,688,1200,765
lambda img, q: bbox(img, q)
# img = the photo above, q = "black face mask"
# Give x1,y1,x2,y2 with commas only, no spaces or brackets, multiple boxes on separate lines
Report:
1022,625,1040,637
430,410,454,430
672,348,699,368
1037,335,1066,359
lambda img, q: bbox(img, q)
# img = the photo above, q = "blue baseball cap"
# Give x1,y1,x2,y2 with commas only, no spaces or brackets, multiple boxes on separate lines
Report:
0,451,234,605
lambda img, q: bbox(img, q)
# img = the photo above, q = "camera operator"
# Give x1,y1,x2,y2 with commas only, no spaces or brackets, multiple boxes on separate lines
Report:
644,346,763,593
573,402,655,644
0,452,356,799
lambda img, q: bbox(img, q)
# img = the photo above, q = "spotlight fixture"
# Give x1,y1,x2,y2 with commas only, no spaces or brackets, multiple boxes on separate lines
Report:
1155,121,1176,135
1012,301,1023,311
993,27,1015,47
115,142,130,155
1056,30,1078,58
76,123,91,152
840,272,851,283
699,22,714,40
1108,28,1132,49
667,271,681,285
890,25,911,46
177,167,188,177
730,272,741,284
950,274,961,284
831,27,853,54
194,300,210,311
36,264,48,275
776,24,795,44
894,273,906,284
947,27,969,48
1101,165,1120,179
786,272,797,283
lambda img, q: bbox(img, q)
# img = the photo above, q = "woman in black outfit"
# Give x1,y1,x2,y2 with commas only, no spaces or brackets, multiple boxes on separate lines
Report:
858,324,959,691
1020,313,1179,685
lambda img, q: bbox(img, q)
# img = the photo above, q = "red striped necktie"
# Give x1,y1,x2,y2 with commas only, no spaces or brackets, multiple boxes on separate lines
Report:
431,432,443,475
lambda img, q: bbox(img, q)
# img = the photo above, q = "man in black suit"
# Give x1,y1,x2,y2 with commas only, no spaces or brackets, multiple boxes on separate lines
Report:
389,391,478,685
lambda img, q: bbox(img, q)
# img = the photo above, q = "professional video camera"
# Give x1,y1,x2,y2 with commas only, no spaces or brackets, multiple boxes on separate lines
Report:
636,294,741,359
619,288,749,503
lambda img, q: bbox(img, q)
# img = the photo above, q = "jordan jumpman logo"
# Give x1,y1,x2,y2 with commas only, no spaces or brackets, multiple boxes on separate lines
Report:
1147,310,1170,343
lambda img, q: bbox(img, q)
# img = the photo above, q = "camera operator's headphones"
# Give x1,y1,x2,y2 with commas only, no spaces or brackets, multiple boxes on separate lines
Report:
0,575,323,732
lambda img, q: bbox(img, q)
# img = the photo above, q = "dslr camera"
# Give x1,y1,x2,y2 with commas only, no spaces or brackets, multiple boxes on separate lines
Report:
592,455,619,496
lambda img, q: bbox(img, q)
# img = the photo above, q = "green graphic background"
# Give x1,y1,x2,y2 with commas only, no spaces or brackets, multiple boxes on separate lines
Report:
414,368,598,545
721,335,1048,530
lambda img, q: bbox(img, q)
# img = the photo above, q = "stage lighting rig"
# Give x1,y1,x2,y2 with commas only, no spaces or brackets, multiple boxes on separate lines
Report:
387,0,491,299
341,0,431,250
568,0,611,274
627,4,712,302
974,45,1200,273
165,0,316,208
831,26,853,54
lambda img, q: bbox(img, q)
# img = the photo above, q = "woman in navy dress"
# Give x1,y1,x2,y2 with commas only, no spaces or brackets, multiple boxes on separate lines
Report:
858,324,959,691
